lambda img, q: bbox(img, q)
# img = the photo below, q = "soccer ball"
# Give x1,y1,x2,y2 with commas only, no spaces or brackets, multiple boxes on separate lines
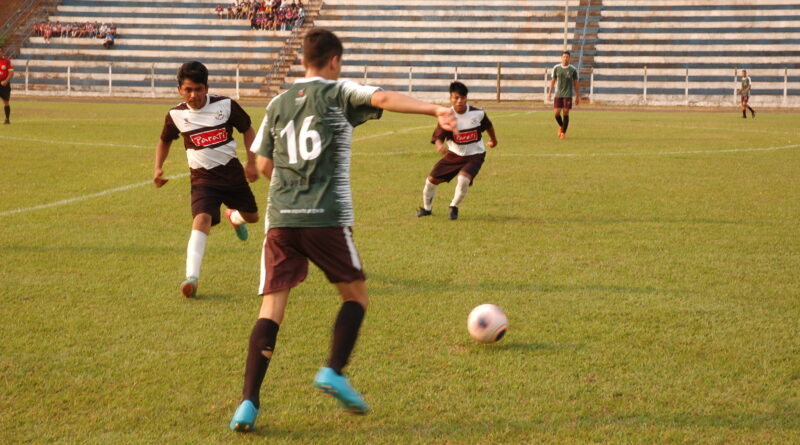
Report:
467,304,508,343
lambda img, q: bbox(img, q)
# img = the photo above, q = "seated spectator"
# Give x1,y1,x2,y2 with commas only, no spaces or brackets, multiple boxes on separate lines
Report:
296,7,304,29
215,4,223,19
103,32,115,49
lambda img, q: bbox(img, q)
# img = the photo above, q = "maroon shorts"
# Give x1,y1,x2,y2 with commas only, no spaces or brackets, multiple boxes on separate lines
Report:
191,182,258,226
429,151,486,184
258,226,366,295
741,96,750,105
554,97,572,110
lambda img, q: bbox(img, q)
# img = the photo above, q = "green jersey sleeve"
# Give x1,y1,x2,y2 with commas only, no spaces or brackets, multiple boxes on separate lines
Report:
251,108,275,159
337,80,383,127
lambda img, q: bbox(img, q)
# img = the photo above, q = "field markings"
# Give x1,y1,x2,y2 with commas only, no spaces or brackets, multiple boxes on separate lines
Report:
0,173,189,217
494,143,800,158
4,112,796,216
0,134,152,149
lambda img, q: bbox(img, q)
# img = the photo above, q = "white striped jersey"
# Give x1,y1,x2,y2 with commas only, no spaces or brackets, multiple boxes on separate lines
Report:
160,94,252,184
431,105,493,157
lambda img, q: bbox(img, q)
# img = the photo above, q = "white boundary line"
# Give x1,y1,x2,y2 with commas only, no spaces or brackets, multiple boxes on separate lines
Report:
0,173,189,217
0,134,151,149
3,111,796,216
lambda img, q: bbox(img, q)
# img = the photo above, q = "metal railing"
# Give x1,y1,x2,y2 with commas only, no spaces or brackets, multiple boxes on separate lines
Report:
1,0,51,58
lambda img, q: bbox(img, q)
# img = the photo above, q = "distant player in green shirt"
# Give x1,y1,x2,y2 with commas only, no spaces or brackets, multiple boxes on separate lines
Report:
736,69,756,119
229,28,458,433
547,50,580,139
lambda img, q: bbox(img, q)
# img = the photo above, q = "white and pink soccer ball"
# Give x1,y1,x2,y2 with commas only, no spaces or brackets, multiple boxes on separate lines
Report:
467,304,508,343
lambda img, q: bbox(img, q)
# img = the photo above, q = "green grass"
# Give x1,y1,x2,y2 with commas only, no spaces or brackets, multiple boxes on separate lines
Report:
1,99,799,444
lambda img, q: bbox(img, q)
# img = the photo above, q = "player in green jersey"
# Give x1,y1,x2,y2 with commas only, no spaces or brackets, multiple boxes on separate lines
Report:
736,70,756,119
547,51,580,139
229,28,458,433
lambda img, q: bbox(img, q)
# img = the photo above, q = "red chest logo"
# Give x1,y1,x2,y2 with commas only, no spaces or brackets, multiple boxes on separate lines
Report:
453,130,478,144
190,128,228,147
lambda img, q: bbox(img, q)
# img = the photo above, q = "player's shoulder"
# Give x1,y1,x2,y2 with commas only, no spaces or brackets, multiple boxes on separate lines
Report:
467,105,486,115
168,101,190,113
208,94,233,105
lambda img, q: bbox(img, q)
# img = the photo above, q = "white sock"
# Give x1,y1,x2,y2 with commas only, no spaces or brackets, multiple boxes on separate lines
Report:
186,230,207,279
422,179,437,211
229,209,247,225
450,175,470,207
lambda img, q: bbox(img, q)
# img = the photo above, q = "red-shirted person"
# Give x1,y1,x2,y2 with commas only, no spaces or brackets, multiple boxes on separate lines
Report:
153,61,260,298
0,47,13,125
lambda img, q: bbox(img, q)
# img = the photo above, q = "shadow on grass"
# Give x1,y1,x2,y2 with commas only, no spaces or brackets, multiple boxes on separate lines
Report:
468,214,749,226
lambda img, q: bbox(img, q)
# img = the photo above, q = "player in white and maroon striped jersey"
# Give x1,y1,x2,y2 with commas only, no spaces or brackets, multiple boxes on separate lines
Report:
153,61,259,298
416,81,498,220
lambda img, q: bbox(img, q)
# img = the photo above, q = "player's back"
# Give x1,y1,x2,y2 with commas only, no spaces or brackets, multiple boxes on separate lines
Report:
258,77,382,228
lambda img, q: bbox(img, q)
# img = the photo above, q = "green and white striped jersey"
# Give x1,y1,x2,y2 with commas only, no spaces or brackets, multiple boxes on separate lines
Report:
251,77,382,228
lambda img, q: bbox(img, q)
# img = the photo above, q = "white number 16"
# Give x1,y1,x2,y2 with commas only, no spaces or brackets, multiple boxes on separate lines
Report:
280,115,322,164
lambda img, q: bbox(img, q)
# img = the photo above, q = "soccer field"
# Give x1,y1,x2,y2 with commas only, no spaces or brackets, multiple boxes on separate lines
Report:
1,99,799,443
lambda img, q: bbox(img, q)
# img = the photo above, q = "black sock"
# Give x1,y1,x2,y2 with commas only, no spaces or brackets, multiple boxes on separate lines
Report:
563,115,570,133
742,110,747,117
748,106,754,113
242,318,280,409
3,105,8,120
328,301,365,374
555,114,563,129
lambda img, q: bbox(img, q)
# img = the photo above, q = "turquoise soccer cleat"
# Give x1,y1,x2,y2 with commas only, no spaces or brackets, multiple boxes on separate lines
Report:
225,208,248,241
230,400,259,432
313,367,369,414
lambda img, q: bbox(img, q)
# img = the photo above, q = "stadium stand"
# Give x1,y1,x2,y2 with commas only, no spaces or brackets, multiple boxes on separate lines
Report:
4,0,800,106
591,0,800,106
10,0,319,97
285,0,586,101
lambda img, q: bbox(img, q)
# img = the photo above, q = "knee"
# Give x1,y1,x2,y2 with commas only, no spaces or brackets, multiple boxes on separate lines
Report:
242,211,259,224
192,213,213,232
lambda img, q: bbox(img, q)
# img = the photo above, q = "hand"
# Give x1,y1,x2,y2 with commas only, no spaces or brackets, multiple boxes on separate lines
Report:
435,107,458,135
0,80,6,87
575,96,580,106
547,94,552,102
244,162,259,183
153,168,168,188
486,139,497,148
436,144,447,155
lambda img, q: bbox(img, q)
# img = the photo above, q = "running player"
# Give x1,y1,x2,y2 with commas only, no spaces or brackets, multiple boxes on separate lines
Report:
0,47,14,125
229,28,457,433
416,81,497,220
153,61,259,298
737,69,756,119
547,50,580,139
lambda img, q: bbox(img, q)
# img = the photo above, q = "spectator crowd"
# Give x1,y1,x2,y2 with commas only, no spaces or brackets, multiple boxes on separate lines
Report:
215,0,305,31
33,22,118,48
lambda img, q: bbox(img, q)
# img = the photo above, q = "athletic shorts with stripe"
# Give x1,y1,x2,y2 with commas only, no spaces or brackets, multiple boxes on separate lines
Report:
258,227,366,295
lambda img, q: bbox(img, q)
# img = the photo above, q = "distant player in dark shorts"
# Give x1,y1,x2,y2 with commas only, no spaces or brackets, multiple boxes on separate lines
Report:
737,69,756,119
229,28,458,433
0,47,14,124
153,61,259,298
548,50,580,139
416,81,497,221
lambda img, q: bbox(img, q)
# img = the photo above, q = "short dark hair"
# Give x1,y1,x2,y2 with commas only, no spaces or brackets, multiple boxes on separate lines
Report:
303,28,343,70
562,51,571,56
450,81,468,97
177,61,208,86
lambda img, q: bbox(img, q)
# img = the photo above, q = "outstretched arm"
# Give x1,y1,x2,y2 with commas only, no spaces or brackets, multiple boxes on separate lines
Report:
370,90,458,133
547,76,556,101
153,139,171,187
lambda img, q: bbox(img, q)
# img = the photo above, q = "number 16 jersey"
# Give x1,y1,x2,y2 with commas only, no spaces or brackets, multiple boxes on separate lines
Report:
251,77,382,229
